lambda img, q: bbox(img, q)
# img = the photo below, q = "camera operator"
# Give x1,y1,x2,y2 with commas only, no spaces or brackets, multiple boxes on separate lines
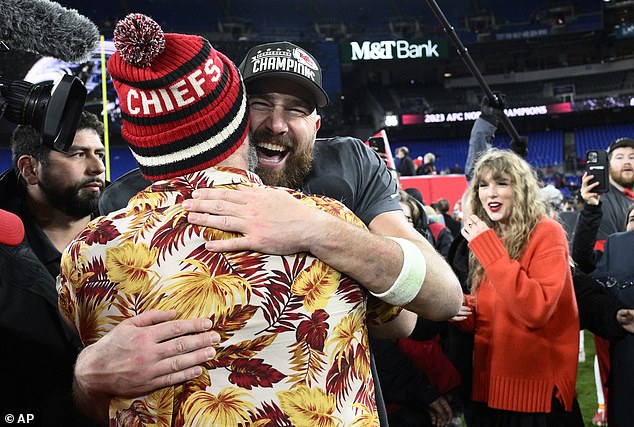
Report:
0,110,104,426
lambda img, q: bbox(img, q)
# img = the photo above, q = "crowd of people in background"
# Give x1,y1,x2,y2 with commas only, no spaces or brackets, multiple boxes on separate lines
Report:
1,12,634,427
391,109,634,427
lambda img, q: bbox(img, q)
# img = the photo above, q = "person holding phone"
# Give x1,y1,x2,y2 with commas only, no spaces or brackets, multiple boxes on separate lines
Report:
585,150,609,194
587,138,634,244
572,186,634,427
571,172,632,273
573,137,634,425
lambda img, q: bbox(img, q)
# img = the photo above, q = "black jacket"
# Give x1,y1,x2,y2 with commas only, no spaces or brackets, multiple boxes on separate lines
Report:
442,212,462,239
370,336,441,427
569,197,634,427
0,169,96,426
590,230,634,427
574,270,627,340
571,202,603,273
397,155,416,177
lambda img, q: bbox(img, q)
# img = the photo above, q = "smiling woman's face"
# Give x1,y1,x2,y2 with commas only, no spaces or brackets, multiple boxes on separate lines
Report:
478,171,514,229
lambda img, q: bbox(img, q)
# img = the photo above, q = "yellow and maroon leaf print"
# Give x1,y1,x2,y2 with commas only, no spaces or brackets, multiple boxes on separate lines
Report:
63,170,381,426
184,239,261,277
120,208,168,243
129,189,170,211
161,171,213,200
366,296,403,326
256,255,308,334
76,304,110,346
173,372,211,426
146,387,176,427
176,371,211,408
110,287,168,320
350,402,379,427
211,334,277,369
228,358,285,390
296,309,330,351
105,241,160,294
222,250,270,286
354,340,371,383
57,277,75,327
336,275,365,307
325,310,369,404
277,385,342,427
61,239,85,268
325,348,355,405
352,372,377,420
291,260,340,312
181,387,255,426
287,339,327,388
110,398,156,426
83,219,121,245
59,245,91,293
182,247,270,296
303,195,367,230
150,206,201,261
251,401,289,426
76,257,115,302
161,258,251,318
209,303,258,343
327,310,365,363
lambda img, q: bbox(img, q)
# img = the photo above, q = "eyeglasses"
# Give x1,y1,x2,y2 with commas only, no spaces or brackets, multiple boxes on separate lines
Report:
595,275,634,290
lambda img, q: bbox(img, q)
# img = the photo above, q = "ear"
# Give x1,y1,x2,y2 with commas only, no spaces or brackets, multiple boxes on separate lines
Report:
314,114,321,133
16,155,40,185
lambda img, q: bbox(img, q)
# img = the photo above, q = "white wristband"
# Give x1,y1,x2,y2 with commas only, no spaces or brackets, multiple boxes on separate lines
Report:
369,237,426,306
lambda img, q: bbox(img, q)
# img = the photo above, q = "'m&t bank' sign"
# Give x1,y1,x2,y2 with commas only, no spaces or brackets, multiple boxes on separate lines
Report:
341,39,448,62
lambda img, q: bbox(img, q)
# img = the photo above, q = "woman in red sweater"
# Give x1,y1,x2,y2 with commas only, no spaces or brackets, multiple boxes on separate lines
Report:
455,148,583,426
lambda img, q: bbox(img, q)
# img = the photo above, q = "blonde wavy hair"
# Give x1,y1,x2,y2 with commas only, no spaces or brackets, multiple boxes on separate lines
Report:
468,149,545,292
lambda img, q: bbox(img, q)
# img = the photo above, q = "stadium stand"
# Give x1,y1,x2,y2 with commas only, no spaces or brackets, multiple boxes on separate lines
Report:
1,0,633,204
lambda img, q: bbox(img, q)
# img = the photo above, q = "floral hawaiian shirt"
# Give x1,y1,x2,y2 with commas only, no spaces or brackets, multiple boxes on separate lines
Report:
58,166,399,427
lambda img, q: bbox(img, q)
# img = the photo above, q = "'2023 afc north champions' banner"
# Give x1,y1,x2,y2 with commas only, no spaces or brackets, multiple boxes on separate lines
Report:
340,39,448,62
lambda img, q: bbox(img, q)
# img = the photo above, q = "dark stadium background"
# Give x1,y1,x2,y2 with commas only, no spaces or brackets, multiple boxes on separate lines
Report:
2,0,634,191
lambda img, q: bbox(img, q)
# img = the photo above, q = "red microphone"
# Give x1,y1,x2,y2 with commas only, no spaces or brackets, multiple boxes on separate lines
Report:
0,209,25,246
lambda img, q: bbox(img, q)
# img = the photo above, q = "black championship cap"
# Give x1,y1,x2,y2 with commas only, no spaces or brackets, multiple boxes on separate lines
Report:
239,41,329,108
608,137,634,155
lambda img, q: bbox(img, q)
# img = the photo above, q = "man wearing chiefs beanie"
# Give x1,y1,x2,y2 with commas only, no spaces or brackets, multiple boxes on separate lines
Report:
59,14,401,425
107,13,249,180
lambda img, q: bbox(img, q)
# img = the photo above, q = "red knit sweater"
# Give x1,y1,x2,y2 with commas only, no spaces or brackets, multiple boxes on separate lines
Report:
461,216,579,413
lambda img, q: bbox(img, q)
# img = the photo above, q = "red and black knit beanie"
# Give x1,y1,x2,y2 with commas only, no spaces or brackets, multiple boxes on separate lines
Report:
107,13,249,181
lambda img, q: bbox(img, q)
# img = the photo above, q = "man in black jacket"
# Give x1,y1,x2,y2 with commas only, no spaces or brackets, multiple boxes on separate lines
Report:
435,198,462,239
0,111,105,426
395,146,417,176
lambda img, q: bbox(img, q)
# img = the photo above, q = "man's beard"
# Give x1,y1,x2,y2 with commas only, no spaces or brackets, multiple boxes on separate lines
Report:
252,130,314,189
611,168,634,189
247,140,259,172
39,169,102,219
